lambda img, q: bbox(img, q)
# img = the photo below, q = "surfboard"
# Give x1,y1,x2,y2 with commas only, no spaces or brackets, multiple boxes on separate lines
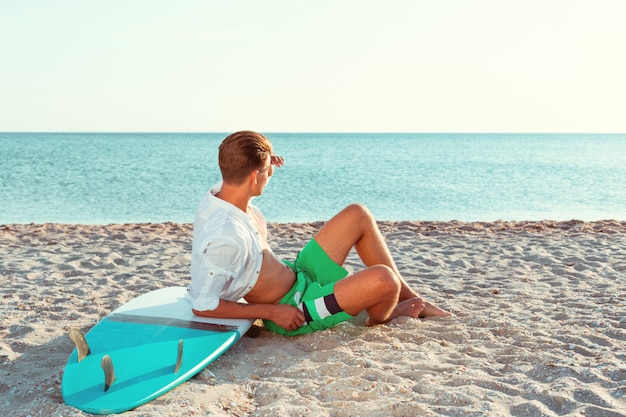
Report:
61,286,253,414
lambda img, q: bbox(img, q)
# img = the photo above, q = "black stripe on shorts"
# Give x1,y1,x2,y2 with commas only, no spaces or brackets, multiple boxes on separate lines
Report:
323,294,343,315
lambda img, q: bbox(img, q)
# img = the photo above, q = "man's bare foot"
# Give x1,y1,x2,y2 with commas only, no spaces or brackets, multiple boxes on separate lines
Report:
366,297,425,326
398,292,452,318
392,297,426,319
398,294,452,318
419,301,452,318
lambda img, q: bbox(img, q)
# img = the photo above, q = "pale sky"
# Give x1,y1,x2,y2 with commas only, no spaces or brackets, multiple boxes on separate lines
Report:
1,0,624,133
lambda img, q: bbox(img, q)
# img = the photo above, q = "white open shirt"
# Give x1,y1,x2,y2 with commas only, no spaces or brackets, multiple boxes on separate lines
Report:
187,183,267,311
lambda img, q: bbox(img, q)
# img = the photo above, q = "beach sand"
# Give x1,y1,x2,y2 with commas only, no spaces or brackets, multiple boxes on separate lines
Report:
1,220,625,417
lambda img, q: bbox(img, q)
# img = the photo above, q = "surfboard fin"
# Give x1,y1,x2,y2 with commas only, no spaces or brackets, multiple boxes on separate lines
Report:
68,328,91,362
101,354,116,392
174,339,183,373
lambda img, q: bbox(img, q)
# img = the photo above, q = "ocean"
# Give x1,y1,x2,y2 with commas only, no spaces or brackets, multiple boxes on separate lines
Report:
1,132,625,224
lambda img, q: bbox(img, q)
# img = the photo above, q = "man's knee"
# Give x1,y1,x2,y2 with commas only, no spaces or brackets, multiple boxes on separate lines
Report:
343,203,375,223
335,265,400,316
368,265,400,297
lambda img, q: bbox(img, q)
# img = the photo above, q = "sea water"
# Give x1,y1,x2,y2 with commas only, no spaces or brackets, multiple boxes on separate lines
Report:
1,132,625,224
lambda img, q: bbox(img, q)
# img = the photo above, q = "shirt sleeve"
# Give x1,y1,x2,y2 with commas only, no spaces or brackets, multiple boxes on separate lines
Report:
189,239,244,311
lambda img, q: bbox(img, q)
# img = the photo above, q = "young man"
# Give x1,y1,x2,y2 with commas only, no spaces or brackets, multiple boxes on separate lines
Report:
188,131,450,336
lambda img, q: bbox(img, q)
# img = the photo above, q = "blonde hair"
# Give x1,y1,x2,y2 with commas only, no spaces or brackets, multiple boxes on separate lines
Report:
218,131,272,185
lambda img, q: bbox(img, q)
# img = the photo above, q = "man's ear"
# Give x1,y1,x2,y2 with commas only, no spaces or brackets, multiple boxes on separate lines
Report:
250,169,259,185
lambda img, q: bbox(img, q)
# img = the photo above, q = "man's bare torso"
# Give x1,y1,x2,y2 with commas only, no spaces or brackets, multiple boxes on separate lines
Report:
244,249,296,305
242,206,297,305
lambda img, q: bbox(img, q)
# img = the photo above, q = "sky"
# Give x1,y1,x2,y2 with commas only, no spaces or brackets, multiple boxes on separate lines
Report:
1,0,625,133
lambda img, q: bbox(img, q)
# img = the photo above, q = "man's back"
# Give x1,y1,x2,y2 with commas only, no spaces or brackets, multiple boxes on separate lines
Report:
188,186,265,311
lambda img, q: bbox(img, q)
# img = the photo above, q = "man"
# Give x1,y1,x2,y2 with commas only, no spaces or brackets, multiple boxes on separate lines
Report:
188,131,450,336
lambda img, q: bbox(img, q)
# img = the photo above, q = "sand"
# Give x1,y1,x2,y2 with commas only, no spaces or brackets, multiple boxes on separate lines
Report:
1,220,625,417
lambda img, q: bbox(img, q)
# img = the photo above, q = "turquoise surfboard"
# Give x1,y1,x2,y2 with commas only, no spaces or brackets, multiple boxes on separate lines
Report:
61,286,253,414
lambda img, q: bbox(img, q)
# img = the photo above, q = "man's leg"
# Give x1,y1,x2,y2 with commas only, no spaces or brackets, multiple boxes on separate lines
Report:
314,204,449,318
333,265,426,325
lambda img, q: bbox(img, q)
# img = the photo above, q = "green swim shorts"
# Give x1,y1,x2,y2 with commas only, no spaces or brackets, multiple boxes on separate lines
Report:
263,238,354,336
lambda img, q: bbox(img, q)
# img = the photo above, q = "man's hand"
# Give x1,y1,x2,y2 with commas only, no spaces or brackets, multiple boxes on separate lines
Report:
270,154,285,168
269,304,305,332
